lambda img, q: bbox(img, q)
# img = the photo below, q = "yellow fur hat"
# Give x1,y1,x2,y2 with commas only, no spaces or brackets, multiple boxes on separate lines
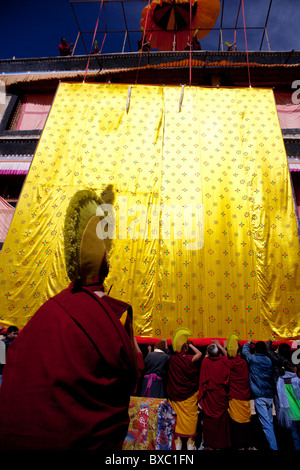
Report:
172,327,193,353
227,332,239,358
63,189,109,285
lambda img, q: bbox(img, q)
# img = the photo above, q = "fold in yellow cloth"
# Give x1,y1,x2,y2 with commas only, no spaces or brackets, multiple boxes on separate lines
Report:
228,398,251,423
169,390,199,437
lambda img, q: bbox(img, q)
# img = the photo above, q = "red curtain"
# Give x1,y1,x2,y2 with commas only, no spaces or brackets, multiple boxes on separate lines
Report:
15,94,53,131
274,92,300,129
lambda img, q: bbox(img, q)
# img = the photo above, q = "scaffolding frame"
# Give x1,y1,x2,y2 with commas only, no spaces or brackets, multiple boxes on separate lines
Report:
69,0,273,55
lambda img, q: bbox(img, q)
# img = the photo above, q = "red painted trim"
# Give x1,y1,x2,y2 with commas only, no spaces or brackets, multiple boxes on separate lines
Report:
134,336,297,348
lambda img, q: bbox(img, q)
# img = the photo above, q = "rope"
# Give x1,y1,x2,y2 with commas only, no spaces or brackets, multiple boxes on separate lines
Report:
126,85,132,113
83,0,104,83
99,4,107,54
241,0,251,87
234,0,242,51
135,0,151,85
179,85,184,112
99,32,107,54
189,0,192,85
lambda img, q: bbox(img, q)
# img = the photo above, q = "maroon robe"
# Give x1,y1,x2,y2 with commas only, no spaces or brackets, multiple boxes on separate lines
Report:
228,355,251,401
0,284,137,450
199,355,231,448
167,352,199,402
199,356,230,418
228,355,252,449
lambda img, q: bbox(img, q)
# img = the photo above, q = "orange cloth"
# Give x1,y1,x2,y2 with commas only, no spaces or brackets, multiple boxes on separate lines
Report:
228,398,251,423
169,390,198,437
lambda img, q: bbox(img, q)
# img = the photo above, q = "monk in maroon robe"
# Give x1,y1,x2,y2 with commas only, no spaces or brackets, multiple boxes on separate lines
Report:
0,190,138,450
167,341,202,450
198,341,231,449
228,350,252,449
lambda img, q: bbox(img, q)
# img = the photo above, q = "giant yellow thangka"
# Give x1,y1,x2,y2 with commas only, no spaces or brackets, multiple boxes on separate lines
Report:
0,83,299,341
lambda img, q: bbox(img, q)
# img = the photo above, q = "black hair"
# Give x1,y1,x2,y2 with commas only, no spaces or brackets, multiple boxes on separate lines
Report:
278,343,291,360
6,325,19,334
255,341,267,354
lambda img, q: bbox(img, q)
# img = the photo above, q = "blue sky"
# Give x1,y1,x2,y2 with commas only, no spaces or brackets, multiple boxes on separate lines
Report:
0,0,299,60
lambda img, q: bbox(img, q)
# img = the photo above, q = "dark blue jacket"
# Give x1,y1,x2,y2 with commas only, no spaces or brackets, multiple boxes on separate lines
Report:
242,342,274,399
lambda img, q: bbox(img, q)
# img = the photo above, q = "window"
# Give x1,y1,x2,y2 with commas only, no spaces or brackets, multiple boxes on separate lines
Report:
9,93,54,131
0,174,25,203
274,92,300,129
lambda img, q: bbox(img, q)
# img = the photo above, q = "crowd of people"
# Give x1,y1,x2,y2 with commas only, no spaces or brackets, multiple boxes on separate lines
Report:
1,301,299,452
134,336,300,451
0,189,299,451
1,312,300,452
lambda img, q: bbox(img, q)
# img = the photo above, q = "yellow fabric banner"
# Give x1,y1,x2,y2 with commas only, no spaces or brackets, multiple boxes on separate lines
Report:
0,83,299,341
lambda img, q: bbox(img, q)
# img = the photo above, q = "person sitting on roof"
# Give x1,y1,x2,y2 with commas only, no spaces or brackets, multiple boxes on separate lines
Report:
58,37,73,56
92,40,99,54
184,30,201,51
137,27,151,52
225,41,237,51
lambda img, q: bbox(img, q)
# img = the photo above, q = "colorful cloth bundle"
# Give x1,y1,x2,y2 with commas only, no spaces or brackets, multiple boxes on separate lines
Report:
123,397,176,450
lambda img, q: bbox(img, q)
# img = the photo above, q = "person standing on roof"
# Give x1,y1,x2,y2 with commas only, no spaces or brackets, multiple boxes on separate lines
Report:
58,37,73,56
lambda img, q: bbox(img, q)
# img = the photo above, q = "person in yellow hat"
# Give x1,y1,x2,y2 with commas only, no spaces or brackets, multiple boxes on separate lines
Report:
227,333,253,450
198,339,231,450
0,189,138,450
167,335,202,450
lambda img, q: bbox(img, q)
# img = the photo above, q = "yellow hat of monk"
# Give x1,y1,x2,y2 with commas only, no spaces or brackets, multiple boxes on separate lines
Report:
227,332,239,357
64,189,109,286
172,327,193,353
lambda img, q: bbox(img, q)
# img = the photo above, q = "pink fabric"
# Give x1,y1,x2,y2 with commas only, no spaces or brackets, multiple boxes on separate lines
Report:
274,92,300,129
0,161,30,175
16,94,53,131
144,374,162,397
0,197,14,242
0,170,27,175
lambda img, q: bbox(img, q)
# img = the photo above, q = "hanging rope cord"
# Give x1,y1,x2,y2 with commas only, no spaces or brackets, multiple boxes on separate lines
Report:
83,0,105,83
135,0,152,85
100,8,108,53
241,0,251,87
189,0,192,85
234,0,242,51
